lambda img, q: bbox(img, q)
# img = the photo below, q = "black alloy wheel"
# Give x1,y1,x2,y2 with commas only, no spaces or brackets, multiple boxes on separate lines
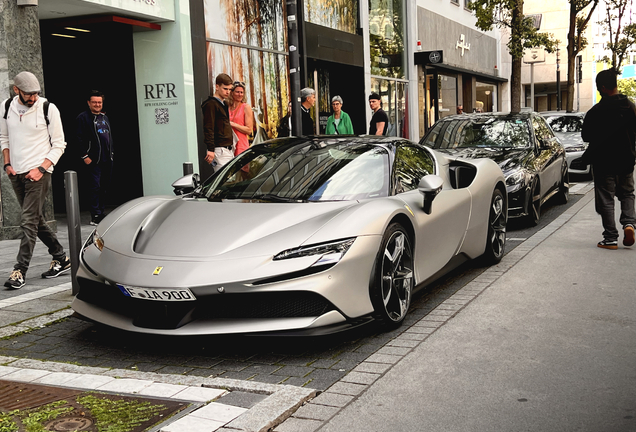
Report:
556,163,569,204
526,179,541,226
482,188,506,264
371,223,414,328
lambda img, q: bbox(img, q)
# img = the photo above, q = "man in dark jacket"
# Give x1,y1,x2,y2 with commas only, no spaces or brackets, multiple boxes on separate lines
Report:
77,90,113,226
300,87,316,135
203,73,234,172
581,68,636,249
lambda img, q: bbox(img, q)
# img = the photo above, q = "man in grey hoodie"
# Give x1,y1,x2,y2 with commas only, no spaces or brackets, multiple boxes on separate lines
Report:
581,68,636,249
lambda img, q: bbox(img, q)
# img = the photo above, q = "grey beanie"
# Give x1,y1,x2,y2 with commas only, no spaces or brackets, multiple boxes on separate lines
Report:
331,95,343,104
14,71,41,93
300,87,315,101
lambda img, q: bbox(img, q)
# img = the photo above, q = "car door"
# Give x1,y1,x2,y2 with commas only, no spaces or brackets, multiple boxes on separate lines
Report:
392,143,471,284
531,115,563,199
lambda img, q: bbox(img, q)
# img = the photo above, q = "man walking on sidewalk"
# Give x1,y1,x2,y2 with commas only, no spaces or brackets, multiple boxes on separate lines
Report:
0,71,71,289
581,68,636,250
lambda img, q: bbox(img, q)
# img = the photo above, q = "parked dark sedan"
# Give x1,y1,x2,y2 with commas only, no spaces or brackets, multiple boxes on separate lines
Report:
420,112,569,225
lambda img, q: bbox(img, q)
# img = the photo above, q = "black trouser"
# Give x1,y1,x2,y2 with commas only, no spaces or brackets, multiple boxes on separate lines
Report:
87,160,112,218
593,167,636,241
9,172,65,274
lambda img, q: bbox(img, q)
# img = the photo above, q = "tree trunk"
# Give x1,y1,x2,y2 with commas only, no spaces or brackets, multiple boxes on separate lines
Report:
510,0,524,113
566,2,577,112
511,57,522,113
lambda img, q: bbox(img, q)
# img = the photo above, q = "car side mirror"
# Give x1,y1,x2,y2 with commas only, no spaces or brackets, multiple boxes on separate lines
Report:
172,173,200,195
418,174,444,215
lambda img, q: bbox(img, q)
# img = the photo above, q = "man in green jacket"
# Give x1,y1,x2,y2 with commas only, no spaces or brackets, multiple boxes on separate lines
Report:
325,96,354,135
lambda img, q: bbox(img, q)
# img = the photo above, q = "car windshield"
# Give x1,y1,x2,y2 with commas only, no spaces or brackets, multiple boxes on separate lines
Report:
421,117,531,149
198,138,390,202
544,115,583,133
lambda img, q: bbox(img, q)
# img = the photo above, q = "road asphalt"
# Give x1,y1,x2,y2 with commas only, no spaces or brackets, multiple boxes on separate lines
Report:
2,180,635,432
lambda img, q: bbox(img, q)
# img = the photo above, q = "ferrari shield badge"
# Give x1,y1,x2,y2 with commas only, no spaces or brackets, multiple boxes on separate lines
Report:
153,266,163,275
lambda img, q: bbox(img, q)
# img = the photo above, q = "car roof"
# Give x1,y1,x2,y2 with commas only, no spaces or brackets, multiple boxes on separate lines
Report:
440,112,533,122
540,111,584,117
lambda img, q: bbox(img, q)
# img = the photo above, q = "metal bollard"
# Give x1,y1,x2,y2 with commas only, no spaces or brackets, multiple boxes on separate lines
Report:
64,171,82,296
183,162,193,176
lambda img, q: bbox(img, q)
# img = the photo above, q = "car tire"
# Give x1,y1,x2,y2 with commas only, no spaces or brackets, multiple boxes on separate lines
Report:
556,163,569,204
526,179,541,226
481,188,506,265
370,222,414,329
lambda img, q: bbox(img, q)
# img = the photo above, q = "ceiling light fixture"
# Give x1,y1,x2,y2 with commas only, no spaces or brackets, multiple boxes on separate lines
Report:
51,34,76,38
64,27,91,33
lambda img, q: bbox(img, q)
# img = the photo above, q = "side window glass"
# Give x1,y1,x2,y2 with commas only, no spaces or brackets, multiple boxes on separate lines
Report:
533,116,554,144
394,144,435,194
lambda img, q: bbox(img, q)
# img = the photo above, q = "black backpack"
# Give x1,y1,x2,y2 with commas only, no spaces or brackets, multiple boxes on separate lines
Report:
3,97,50,126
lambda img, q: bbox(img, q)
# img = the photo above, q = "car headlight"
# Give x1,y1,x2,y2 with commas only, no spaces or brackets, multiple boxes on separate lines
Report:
505,170,526,186
274,238,355,267
84,230,104,252
565,143,587,152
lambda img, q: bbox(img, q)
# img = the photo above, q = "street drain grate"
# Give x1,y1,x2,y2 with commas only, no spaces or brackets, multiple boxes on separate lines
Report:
0,381,81,411
0,380,190,432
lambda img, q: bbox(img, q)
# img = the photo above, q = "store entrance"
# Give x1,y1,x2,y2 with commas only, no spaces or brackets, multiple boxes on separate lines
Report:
40,19,144,213
308,60,366,135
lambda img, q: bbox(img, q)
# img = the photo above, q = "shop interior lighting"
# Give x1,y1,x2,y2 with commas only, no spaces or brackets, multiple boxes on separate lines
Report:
64,27,91,32
51,34,76,38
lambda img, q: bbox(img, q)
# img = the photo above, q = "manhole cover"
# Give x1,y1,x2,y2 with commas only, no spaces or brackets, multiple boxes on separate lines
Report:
45,416,94,431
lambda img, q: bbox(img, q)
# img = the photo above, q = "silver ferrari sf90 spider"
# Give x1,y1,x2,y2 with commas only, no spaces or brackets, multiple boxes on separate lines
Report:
72,136,507,335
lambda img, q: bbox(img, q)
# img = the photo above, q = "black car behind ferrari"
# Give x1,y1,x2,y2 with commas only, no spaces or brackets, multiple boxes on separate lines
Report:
420,112,569,225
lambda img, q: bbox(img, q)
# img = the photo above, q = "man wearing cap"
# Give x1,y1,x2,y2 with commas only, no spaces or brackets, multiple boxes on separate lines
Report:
369,93,389,136
0,71,70,289
300,87,316,135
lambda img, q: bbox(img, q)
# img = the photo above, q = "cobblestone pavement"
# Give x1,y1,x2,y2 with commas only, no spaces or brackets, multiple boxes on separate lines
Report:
0,260,482,392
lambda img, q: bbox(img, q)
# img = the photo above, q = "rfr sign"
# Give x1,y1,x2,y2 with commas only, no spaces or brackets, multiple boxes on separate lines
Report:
144,83,177,100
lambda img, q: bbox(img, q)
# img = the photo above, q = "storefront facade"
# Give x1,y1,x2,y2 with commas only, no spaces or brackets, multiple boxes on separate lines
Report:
414,5,505,136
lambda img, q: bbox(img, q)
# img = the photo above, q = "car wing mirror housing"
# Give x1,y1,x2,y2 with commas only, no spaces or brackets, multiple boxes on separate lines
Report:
418,174,444,215
172,173,200,195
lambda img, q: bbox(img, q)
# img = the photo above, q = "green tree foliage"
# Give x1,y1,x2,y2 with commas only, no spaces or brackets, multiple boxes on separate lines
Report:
599,0,636,72
565,0,598,112
468,0,557,112
618,78,636,102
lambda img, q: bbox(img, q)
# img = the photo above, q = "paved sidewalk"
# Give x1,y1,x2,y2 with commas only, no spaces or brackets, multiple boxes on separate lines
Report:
0,212,94,334
274,185,636,431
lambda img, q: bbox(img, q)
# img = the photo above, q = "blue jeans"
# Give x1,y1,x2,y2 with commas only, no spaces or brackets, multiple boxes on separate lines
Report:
9,173,65,274
593,168,636,241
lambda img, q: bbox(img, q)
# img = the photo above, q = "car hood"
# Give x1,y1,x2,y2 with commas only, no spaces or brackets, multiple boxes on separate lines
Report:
99,197,356,259
434,147,531,172
555,132,586,147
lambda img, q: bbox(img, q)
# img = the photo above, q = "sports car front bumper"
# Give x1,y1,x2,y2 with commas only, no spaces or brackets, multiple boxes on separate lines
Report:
72,235,383,335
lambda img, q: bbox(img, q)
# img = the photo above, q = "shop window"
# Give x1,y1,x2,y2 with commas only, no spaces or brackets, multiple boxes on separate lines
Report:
369,0,405,78
304,0,359,34
370,78,408,138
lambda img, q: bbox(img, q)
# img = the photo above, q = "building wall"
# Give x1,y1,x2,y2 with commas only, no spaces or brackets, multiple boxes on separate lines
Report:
133,2,199,196
0,0,55,240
